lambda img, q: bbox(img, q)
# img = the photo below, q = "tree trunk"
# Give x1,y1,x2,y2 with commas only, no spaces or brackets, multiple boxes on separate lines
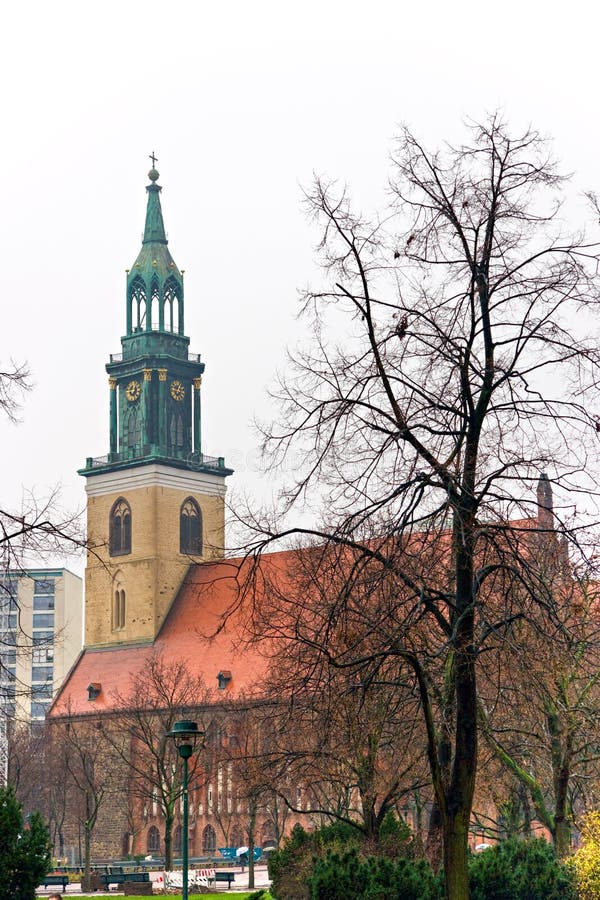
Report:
549,707,572,859
81,823,92,891
164,811,174,870
442,813,470,900
426,802,443,870
248,798,257,890
554,817,571,860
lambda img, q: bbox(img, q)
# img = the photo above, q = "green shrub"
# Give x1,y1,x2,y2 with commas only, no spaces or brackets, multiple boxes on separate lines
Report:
378,811,413,859
307,847,443,900
268,822,363,900
0,786,52,900
469,838,577,900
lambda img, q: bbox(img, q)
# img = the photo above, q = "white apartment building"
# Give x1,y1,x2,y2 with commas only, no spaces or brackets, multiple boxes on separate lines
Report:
0,569,83,723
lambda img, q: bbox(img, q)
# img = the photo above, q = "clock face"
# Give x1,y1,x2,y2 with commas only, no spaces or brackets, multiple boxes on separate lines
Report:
125,380,141,402
170,380,185,402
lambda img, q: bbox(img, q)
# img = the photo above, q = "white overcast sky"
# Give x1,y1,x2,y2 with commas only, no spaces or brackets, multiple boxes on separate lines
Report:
2,0,599,573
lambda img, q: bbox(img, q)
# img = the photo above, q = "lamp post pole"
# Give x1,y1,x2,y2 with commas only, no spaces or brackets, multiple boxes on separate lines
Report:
166,720,203,900
181,744,191,900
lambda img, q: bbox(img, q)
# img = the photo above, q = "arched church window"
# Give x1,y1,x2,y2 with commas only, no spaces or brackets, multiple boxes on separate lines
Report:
130,276,146,332
202,824,216,854
127,409,142,453
169,412,184,455
164,276,180,333
113,587,126,630
147,825,160,854
110,498,132,556
180,498,202,555
150,276,160,330
173,823,182,854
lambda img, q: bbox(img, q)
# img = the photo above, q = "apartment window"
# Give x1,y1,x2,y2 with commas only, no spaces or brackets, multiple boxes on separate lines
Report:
32,613,54,630
3,649,16,666
0,579,18,601
31,666,53,683
33,579,55,595
33,595,54,612
31,683,53,700
30,701,50,719
32,647,53,664
32,631,53,644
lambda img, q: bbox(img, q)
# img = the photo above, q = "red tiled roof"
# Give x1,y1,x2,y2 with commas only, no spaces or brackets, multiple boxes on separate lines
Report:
49,553,294,718
50,516,548,719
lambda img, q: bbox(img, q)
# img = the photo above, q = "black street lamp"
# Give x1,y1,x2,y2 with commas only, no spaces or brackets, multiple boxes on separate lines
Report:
166,720,203,900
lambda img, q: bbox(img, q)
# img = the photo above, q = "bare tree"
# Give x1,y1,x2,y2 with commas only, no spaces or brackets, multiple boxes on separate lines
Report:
479,557,600,857
259,556,430,847
0,360,82,572
107,653,210,870
214,701,280,890
56,710,116,889
236,117,600,898
9,721,72,860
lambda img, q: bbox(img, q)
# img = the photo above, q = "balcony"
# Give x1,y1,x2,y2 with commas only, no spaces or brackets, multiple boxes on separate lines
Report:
83,448,227,473
109,350,201,364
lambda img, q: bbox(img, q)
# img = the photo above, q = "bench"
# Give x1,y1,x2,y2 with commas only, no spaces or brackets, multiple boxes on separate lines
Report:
40,874,69,892
215,871,236,887
99,871,150,887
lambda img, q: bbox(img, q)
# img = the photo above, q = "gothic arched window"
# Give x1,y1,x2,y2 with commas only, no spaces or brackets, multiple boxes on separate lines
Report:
164,276,180,333
150,276,160,330
169,412,184,455
113,587,126,630
110,498,132,556
180,497,202,556
129,276,146,332
147,825,160,854
202,824,216,854
126,408,142,454
173,823,182,854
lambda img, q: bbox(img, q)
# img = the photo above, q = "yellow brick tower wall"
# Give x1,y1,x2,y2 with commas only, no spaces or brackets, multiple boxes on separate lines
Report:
84,463,226,647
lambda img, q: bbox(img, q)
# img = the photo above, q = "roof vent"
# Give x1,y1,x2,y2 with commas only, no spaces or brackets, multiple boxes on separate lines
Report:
87,682,101,701
217,671,232,690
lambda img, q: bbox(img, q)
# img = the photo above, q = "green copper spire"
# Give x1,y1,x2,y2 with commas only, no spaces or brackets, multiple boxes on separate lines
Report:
143,167,167,244
79,159,234,483
126,164,184,336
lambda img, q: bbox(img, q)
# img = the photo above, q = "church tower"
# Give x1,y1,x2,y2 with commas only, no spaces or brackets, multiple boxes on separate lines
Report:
80,163,233,648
